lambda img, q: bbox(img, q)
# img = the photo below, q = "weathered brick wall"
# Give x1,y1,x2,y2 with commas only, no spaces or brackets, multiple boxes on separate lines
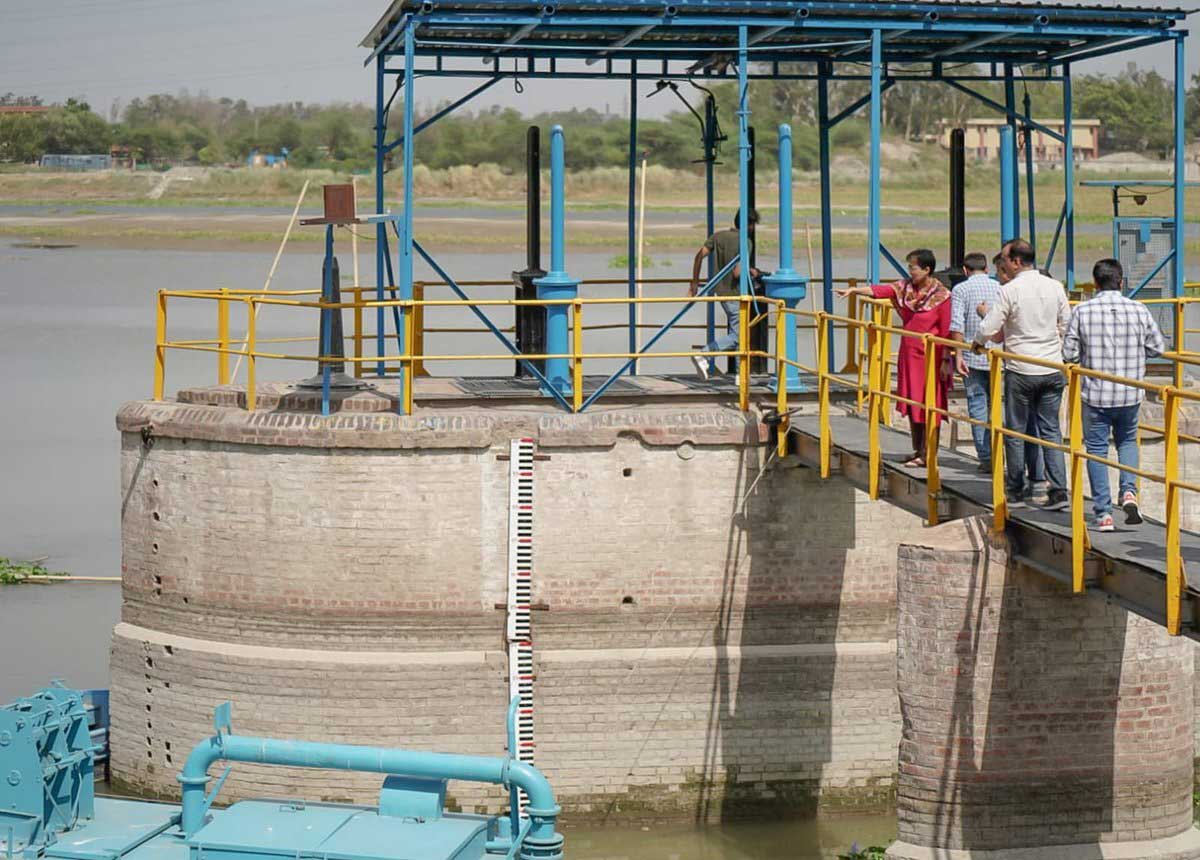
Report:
890,517,1199,858
111,399,915,820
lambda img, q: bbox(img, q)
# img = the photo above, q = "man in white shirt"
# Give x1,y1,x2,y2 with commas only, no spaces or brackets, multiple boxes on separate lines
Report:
973,238,1071,510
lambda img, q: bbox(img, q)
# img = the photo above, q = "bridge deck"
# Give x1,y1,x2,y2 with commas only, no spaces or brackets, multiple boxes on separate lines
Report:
788,412,1200,634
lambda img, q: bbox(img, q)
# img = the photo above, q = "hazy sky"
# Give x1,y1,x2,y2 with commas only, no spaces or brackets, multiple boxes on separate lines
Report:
2,0,1196,121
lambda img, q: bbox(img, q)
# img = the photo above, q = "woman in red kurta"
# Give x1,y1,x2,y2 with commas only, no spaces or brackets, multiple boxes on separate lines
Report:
837,249,954,468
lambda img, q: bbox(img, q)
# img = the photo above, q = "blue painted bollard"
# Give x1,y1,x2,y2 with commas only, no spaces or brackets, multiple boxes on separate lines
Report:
763,124,807,392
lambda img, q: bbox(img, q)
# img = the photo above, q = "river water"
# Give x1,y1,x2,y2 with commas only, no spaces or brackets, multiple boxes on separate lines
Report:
6,230,1198,856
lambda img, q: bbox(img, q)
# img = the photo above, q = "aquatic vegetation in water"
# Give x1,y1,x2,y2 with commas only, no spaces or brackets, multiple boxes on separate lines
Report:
839,844,888,860
0,557,66,584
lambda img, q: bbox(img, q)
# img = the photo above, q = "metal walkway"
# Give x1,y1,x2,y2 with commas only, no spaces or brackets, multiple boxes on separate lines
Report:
787,411,1200,637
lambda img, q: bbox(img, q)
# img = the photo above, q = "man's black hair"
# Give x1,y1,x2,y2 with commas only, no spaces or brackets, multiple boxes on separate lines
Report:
906,248,936,272
1005,238,1036,267
963,252,988,273
1093,258,1124,292
734,208,760,228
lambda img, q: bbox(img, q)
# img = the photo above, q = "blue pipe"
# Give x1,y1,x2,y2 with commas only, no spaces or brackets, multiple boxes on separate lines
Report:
704,95,717,372
374,56,387,376
737,25,751,300
627,70,639,374
1175,35,1186,301
818,67,834,373
999,125,1017,243
534,125,579,397
399,24,416,411
867,29,882,286
1063,61,1076,292
178,734,563,858
1024,90,1037,261
763,124,806,392
1004,64,1020,239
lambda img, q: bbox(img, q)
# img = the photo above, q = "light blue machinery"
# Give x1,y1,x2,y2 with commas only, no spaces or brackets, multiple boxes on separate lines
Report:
1,689,563,860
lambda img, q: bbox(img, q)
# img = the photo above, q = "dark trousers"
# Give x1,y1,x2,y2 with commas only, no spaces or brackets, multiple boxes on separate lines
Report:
1003,371,1067,497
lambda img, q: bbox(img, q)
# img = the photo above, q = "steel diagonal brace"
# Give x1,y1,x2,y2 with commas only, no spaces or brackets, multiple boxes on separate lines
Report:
941,79,1066,143
825,80,895,128
383,77,504,155
409,238,575,413
579,254,739,412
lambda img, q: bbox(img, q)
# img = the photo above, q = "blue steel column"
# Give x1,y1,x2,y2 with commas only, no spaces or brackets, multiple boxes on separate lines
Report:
626,68,638,374
764,124,806,392
374,55,387,376
999,126,1018,243
1024,91,1037,260
1063,61,1076,292
818,67,834,372
704,96,717,370
396,23,416,411
534,126,579,397
1004,63,1021,237
1175,35,1187,301
867,30,882,288
736,26,751,300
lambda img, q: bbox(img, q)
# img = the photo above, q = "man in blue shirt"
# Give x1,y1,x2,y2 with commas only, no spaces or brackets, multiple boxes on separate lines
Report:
949,253,1002,472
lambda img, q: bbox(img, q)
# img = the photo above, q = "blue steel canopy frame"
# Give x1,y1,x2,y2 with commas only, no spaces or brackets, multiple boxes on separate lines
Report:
363,1,1187,404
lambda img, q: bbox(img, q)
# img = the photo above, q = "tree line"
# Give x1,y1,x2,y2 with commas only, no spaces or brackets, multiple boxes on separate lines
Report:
0,66,1190,171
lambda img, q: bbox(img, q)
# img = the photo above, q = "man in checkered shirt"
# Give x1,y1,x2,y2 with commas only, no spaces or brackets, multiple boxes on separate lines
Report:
1062,258,1165,532
949,252,1002,472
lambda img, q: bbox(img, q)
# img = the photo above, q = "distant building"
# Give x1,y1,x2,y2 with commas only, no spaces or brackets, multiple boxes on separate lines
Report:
40,154,112,171
0,105,50,115
939,118,1102,163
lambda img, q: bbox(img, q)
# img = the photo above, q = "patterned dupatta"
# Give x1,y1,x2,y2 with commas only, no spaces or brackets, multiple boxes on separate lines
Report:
890,276,950,314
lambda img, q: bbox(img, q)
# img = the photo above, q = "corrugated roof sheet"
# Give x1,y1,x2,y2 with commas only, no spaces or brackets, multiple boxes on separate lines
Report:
363,1,1187,68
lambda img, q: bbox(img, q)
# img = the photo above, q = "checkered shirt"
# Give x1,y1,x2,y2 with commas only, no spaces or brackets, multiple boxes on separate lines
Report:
949,272,1002,371
1062,290,1165,407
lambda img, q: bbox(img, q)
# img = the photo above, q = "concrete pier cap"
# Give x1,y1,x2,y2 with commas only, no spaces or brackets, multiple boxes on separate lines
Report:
889,516,1200,860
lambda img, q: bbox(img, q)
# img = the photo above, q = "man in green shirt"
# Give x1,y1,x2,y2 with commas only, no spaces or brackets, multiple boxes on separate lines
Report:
688,208,759,378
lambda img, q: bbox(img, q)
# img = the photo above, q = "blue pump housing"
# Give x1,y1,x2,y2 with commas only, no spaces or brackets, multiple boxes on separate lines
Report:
0,690,563,860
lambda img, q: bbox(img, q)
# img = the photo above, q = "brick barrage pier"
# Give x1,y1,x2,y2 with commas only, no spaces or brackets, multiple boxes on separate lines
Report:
112,386,917,820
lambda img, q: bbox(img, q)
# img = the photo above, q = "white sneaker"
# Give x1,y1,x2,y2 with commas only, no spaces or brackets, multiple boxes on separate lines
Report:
691,354,710,380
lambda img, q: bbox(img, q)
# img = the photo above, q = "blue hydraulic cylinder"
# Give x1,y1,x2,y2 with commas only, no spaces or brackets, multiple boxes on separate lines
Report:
763,124,807,393
534,125,579,396
999,126,1018,243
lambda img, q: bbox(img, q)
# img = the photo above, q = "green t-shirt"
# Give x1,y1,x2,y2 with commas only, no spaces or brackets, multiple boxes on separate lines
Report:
704,228,753,296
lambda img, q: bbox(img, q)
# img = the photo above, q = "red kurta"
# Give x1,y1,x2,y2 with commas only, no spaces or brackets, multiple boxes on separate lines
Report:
872,282,952,426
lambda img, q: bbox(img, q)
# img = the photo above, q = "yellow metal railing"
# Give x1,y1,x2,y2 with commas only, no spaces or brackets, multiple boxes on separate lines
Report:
774,298,1200,636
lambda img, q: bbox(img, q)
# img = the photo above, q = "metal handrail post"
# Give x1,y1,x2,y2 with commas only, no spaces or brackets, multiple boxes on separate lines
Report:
817,312,831,477
867,323,883,500
924,334,941,525
989,350,1007,532
246,298,258,412
1165,388,1183,635
776,308,789,459
1068,366,1087,593
572,300,584,413
154,291,167,401
738,294,751,412
217,288,230,385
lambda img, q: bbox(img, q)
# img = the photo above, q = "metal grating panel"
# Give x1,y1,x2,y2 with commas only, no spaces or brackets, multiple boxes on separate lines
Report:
456,376,643,396
1116,217,1176,340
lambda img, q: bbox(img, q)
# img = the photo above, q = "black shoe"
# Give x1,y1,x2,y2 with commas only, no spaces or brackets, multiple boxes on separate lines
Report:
1043,489,1070,511
976,461,992,474
1004,494,1026,510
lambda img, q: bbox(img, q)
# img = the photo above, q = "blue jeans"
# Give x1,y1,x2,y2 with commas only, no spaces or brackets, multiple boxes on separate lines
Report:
1003,371,1067,497
1025,414,1046,485
705,300,741,356
964,368,992,464
1083,402,1140,517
